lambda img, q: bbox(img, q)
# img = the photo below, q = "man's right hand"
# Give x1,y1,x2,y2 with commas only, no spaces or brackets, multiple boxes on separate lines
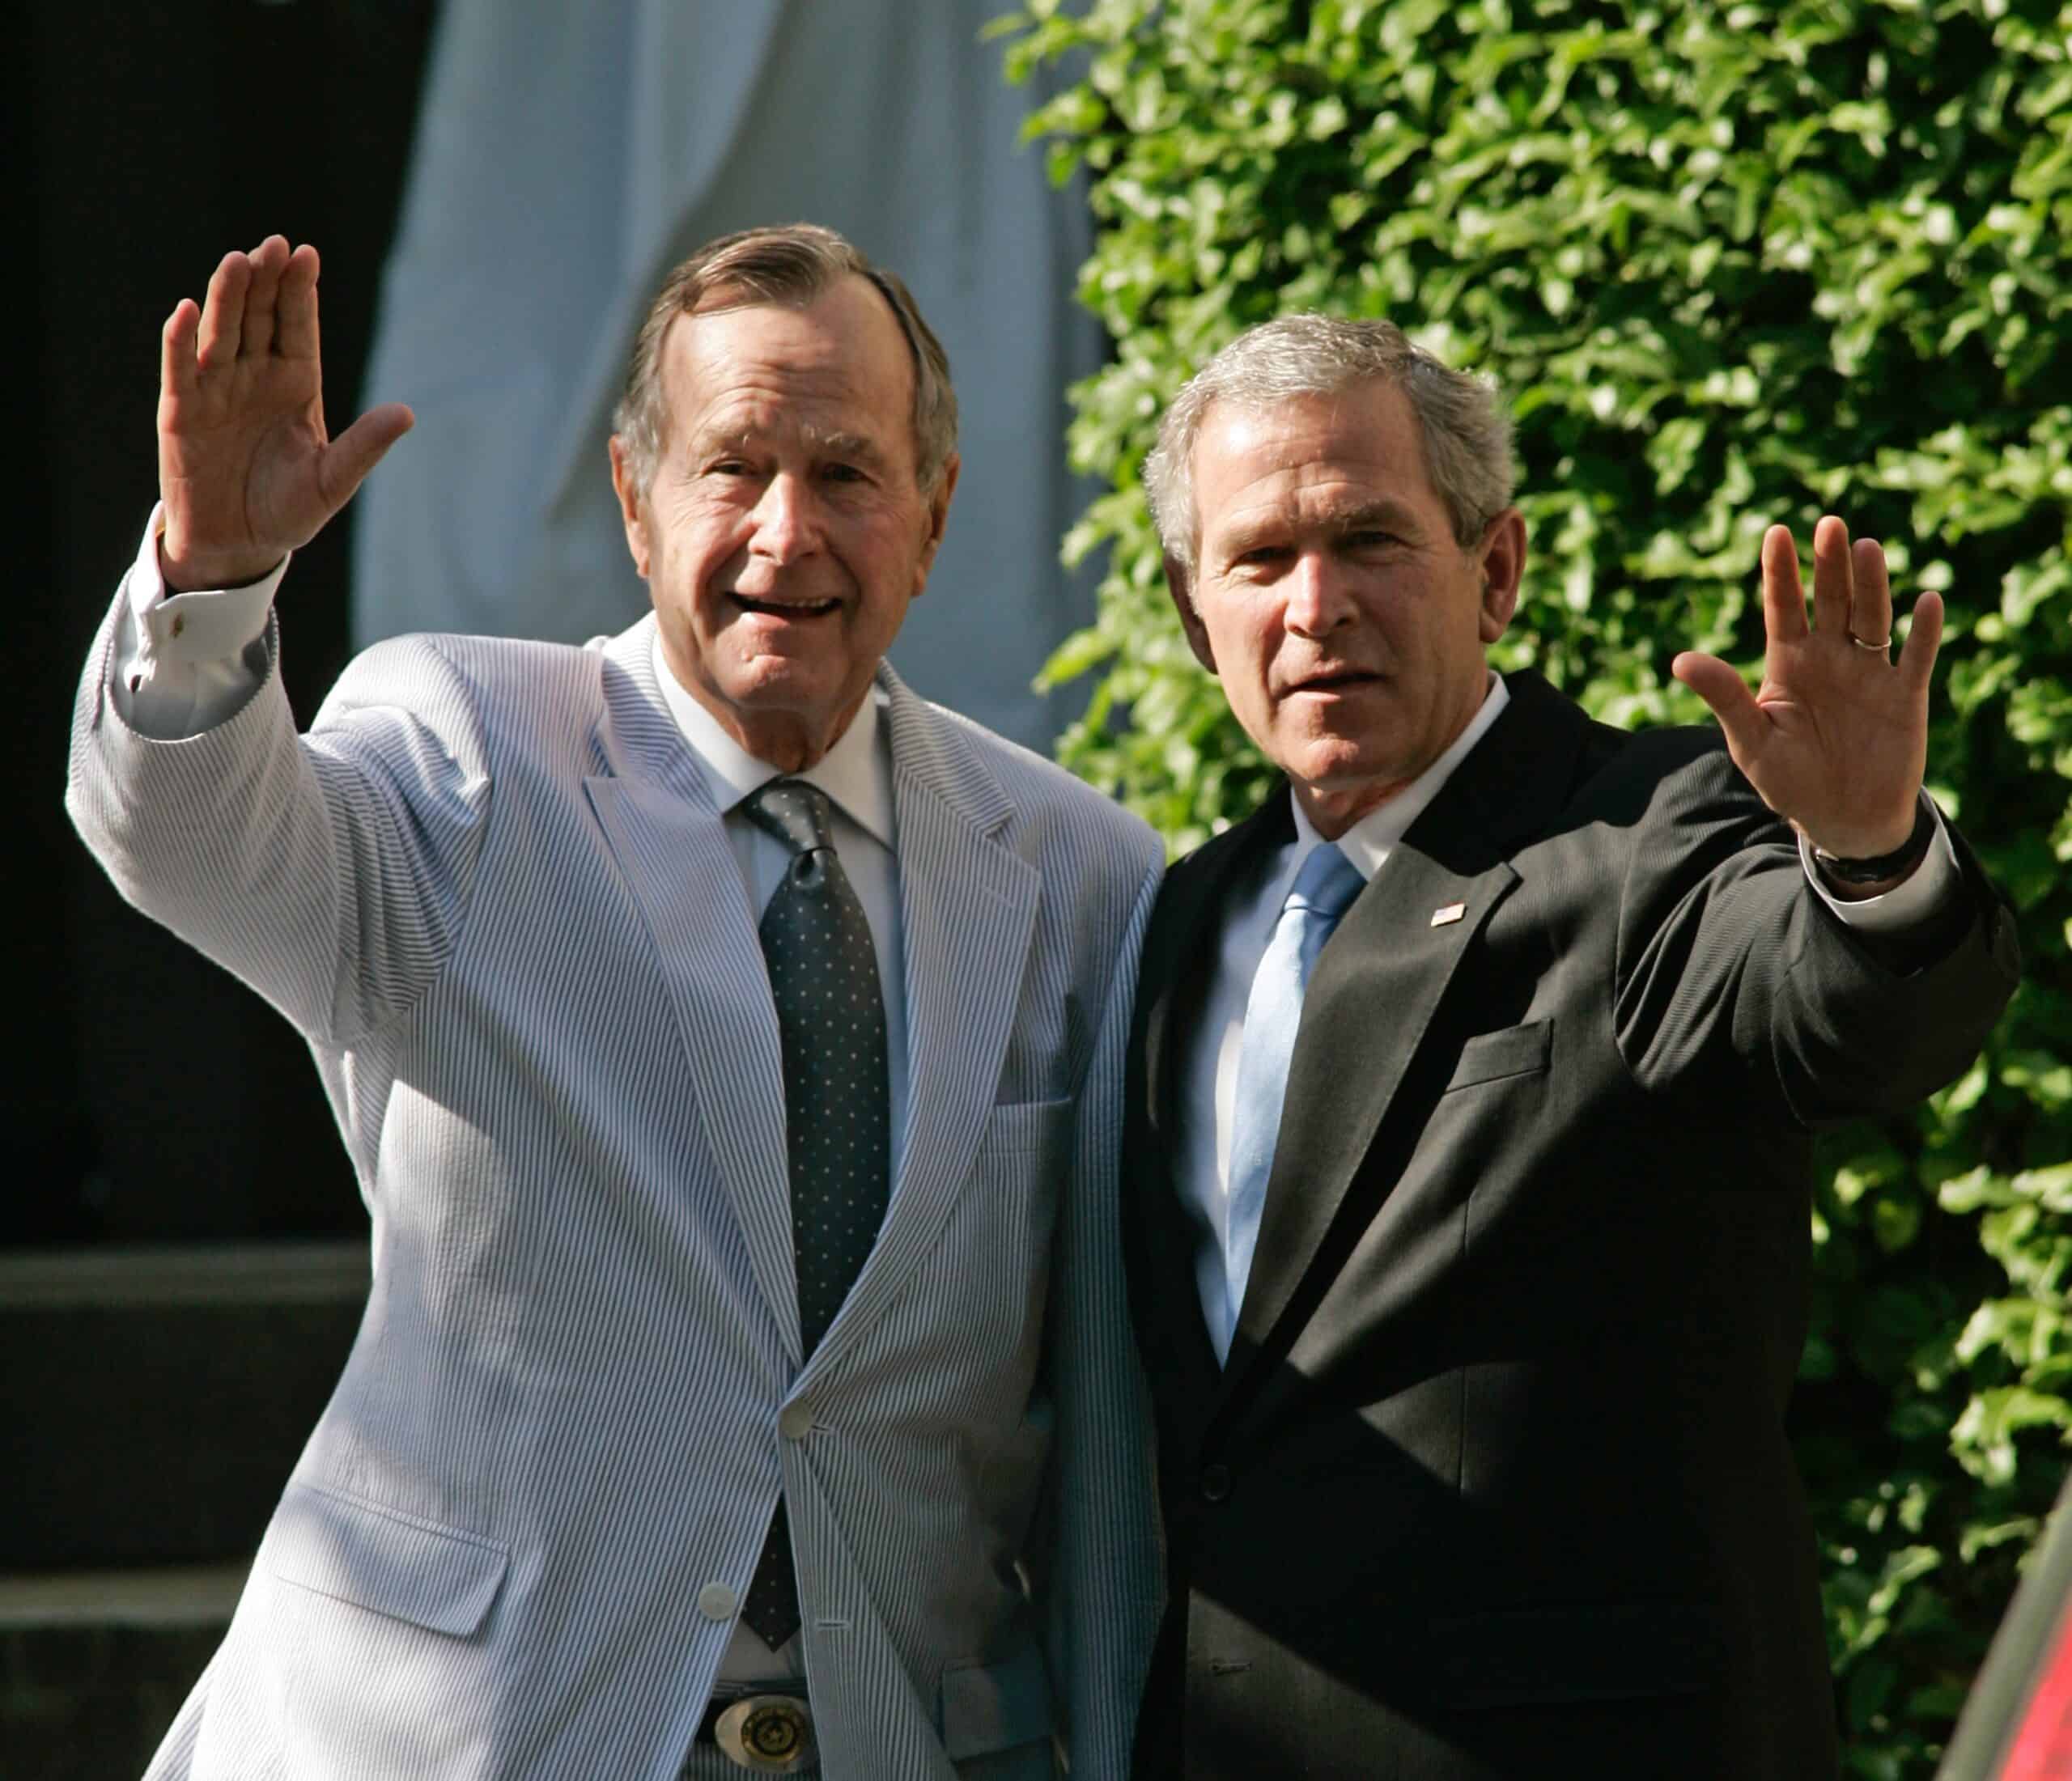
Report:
157,235,414,592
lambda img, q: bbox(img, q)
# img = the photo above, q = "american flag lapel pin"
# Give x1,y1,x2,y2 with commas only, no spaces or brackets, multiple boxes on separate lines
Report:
1430,901,1467,927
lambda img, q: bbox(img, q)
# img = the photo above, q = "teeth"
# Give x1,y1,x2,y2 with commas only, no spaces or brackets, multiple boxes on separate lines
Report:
735,596,837,614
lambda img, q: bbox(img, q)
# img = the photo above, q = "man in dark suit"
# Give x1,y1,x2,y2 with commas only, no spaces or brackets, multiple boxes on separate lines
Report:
1122,315,2020,1779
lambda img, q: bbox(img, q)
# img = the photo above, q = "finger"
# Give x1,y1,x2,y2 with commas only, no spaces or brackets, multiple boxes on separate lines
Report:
1672,651,1770,765
1759,524,1809,644
316,404,416,513
1849,536,1893,650
1849,537,1895,654
160,299,200,401
1811,514,1853,639
240,235,291,359
274,244,321,361
1897,590,1944,699
195,251,250,371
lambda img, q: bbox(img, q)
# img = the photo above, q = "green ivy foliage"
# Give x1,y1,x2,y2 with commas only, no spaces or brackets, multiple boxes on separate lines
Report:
997,0,2072,1770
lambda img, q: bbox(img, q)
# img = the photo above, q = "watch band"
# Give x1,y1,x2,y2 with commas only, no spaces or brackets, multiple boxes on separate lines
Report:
1813,799,1937,885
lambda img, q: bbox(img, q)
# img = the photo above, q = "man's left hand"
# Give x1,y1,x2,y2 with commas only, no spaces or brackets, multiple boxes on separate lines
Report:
1672,515,1942,860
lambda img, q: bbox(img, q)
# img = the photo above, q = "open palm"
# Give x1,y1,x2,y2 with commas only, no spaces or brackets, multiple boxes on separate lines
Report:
157,236,412,590
1671,516,1942,862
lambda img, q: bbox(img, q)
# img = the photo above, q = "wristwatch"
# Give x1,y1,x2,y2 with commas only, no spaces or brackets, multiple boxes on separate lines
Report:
1812,799,1938,886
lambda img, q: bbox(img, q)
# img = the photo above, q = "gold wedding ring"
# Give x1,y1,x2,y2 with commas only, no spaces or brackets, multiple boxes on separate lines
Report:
1847,631,1891,651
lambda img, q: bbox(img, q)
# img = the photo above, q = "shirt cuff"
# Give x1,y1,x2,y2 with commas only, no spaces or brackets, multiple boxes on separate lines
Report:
1798,794,1961,935
111,503,287,738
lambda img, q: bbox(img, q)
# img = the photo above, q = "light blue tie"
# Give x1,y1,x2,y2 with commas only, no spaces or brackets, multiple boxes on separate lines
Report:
1216,841,1365,1363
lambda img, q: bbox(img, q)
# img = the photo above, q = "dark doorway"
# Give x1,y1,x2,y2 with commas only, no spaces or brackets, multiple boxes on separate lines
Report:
19,0,440,1245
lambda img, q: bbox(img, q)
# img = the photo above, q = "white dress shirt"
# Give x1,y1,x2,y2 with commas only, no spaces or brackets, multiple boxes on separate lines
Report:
109,507,919,1686
1175,672,1961,1359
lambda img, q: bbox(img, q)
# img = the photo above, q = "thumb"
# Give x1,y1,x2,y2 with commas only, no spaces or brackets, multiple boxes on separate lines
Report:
318,402,415,513
1672,651,1769,765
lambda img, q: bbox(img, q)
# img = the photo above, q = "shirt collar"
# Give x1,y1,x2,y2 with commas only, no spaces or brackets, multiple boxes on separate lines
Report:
1290,672,1511,882
649,632,896,849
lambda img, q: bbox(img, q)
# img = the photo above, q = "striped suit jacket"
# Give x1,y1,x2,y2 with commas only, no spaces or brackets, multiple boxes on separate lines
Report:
66,598,1166,1780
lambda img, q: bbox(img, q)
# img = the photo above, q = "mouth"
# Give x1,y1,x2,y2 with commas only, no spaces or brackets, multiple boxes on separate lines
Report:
729,593,841,620
1285,668,1380,695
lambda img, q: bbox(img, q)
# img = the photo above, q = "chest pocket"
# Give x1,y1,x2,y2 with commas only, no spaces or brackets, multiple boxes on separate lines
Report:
979,1096,1073,1164
1444,1018,1552,1092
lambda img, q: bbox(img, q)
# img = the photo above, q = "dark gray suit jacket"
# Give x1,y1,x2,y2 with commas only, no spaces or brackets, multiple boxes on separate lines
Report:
1124,670,2020,1780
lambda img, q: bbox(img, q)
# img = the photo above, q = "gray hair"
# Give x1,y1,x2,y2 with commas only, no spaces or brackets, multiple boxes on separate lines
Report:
614,223,957,498
1145,314,1515,579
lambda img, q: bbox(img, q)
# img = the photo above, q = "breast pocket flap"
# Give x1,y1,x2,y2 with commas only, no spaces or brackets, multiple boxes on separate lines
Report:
266,1482,509,1638
1445,1018,1553,1092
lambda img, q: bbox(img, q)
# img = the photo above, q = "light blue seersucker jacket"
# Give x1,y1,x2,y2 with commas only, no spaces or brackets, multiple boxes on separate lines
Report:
66,590,1165,1781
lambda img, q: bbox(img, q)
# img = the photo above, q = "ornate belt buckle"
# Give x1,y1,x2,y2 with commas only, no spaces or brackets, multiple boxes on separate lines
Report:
714,1693,815,1773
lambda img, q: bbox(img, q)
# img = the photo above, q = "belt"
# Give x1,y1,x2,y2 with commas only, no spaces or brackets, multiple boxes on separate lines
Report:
697,1684,815,1774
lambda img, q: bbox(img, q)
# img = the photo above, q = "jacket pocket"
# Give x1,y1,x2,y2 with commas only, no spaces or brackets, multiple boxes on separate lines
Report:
1444,1018,1553,1092
982,1096,1073,1157
1424,1601,1723,1707
265,1480,509,1637
939,1635,1056,1760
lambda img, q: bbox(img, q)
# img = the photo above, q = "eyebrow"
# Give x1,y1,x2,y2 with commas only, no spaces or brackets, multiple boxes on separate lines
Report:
683,421,891,468
811,430,890,466
1213,498,1425,559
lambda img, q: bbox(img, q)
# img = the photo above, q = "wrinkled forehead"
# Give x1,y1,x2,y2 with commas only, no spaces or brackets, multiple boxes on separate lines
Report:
657,281,918,457
1191,384,1433,511
673,293,905,392
1195,380,1418,459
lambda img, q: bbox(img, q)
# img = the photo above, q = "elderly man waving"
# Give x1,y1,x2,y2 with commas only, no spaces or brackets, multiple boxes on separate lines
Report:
67,226,1161,1780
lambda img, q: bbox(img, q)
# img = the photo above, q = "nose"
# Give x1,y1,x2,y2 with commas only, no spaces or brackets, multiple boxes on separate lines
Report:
747,473,819,563
1282,551,1357,639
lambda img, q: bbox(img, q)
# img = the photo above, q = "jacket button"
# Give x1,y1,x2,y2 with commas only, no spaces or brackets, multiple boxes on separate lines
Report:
779,1401,814,1441
1199,1462,1233,1503
697,1582,737,1622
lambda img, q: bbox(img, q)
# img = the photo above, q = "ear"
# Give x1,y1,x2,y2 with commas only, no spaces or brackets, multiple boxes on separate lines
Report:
1474,507,1526,644
608,436,652,580
911,452,962,596
1166,553,1218,674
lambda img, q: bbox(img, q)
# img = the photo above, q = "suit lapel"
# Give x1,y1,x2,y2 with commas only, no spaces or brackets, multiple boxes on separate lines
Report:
1222,851,1518,1385
799,668,1042,1380
1222,674,1591,1394
1128,797,1294,1436
584,621,801,1361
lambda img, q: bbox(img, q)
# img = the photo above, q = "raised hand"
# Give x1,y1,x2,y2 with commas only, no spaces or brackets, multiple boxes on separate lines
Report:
1671,515,1942,861
157,235,414,591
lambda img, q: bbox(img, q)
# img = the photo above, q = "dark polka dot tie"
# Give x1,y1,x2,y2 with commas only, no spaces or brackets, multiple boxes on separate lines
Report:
737,778,891,1651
